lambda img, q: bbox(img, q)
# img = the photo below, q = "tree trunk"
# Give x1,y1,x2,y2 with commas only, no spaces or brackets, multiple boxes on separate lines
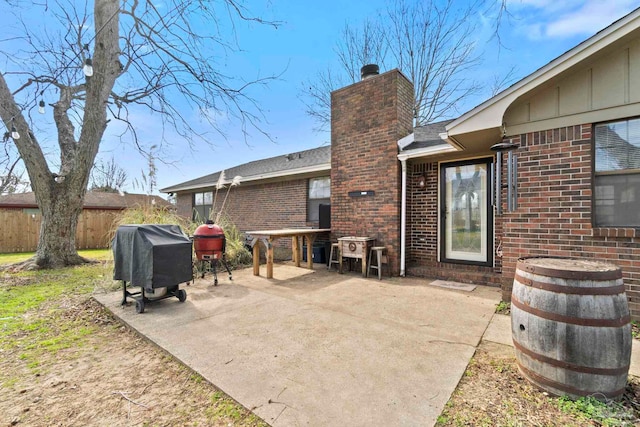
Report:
33,184,86,268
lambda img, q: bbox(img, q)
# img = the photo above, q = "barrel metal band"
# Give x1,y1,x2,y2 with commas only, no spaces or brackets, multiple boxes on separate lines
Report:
513,339,630,375
516,362,626,399
514,273,626,295
516,259,622,281
511,295,631,327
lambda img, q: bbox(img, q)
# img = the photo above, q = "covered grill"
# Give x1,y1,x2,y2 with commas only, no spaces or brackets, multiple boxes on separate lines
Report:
193,220,232,285
113,224,192,313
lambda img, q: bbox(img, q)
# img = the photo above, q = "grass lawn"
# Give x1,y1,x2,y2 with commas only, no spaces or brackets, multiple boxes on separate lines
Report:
0,254,267,426
0,249,113,265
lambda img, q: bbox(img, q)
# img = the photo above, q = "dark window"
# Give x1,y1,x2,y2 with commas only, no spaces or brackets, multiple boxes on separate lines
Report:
594,118,640,227
193,191,213,222
307,177,330,222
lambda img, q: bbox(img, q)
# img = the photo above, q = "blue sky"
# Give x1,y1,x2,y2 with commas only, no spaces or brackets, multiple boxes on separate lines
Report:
3,1,639,195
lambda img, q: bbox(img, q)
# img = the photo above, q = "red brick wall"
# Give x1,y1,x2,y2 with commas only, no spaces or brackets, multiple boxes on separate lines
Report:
330,69,414,275
174,178,325,255
176,193,192,218
407,161,502,286
215,179,313,231
500,124,640,319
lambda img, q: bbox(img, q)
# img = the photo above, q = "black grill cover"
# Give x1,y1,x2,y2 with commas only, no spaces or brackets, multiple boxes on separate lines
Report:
112,224,192,291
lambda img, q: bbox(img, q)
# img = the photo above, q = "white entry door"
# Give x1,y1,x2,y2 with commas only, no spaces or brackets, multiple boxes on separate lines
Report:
440,159,492,266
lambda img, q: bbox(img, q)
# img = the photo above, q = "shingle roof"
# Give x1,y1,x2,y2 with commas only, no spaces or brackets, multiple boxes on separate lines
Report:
0,191,173,210
161,145,331,193
402,120,454,151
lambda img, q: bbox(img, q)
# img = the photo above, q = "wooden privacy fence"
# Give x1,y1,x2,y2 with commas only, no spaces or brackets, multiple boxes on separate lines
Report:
0,208,122,253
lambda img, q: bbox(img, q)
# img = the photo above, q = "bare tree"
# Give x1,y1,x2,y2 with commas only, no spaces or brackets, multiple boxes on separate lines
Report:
301,0,482,129
90,156,127,193
0,0,279,269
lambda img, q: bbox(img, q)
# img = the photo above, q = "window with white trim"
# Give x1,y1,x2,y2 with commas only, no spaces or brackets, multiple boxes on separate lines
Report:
307,177,330,222
594,118,640,227
193,191,213,222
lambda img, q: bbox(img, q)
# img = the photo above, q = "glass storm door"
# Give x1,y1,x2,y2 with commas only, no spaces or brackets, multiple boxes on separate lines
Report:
440,159,492,266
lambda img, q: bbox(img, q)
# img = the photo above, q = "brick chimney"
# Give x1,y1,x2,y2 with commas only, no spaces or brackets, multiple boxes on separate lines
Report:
330,68,414,275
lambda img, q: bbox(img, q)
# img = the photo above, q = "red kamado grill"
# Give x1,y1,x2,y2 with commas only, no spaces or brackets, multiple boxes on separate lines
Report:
193,220,232,286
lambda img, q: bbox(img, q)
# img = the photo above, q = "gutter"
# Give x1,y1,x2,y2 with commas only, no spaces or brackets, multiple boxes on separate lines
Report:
161,163,331,194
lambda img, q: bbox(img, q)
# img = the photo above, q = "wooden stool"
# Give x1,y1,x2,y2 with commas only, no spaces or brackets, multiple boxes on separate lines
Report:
327,243,340,270
367,246,388,280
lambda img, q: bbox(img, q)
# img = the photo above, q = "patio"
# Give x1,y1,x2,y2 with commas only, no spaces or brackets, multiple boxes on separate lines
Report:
94,263,500,426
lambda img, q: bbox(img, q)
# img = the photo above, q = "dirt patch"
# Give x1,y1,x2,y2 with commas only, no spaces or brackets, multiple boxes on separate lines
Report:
437,340,640,426
0,274,35,288
0,296,266,427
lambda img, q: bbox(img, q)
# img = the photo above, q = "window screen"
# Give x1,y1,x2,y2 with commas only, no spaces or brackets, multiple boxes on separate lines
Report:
594,118,640,227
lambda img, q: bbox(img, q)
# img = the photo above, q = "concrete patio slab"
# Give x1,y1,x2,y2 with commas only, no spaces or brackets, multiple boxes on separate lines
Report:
94,263,500,427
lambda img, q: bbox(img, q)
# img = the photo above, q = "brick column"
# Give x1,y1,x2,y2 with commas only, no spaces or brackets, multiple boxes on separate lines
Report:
330,69,414,275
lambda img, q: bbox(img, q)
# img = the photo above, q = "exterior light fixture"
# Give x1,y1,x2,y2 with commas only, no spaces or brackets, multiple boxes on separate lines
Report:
417,174,427,188
490,141,519,152
83,44,93,77
83,57,94,77
10,121,20,140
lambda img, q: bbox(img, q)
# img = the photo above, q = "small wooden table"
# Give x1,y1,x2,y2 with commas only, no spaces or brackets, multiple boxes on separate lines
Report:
246,229,330,279
338,236,375,277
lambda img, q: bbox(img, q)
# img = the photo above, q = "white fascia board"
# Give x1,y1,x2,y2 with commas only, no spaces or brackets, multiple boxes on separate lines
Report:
240,163,331,183
446,9,640,136
397,144,458,162
397,132,415,150
161,163,331,193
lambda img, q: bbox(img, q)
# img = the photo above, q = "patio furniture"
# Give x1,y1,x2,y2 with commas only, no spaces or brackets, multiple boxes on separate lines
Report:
246,228,330,279
338,236,375,277
327,242,340,270
367,246,388,280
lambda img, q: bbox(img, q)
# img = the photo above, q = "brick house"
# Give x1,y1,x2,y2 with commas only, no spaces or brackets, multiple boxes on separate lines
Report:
163,9,640,318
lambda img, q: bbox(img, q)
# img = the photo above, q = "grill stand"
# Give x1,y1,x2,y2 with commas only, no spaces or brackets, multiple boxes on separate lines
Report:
197,255,233,286
120,281,187,314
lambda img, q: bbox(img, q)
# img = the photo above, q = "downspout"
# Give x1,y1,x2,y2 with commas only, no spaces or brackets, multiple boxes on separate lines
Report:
400,159,407,277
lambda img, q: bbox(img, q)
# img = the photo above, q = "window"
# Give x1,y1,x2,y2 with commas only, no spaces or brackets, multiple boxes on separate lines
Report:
594,118,640,227
193,191,213,222
307,177,330,222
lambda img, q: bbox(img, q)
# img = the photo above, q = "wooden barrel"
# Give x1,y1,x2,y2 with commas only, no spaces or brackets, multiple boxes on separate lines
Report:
511,257,631,399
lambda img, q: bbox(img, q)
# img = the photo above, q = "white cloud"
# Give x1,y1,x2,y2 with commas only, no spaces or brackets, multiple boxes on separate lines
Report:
509,0,638,40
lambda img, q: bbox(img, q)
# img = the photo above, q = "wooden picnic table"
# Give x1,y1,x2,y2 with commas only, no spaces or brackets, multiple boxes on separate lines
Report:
246,228,331,279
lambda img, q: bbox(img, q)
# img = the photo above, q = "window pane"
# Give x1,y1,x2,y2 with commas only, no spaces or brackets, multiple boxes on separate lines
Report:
193,206,206,222
594,173,640,227
194,193,204,206
307,198,330,221
595,119,640,172
309,177,330,199
203,192,213,205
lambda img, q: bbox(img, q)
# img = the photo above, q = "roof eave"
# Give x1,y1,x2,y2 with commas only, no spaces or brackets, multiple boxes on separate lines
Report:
397,144,459,161
446,8,640,137
160,163,332,193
